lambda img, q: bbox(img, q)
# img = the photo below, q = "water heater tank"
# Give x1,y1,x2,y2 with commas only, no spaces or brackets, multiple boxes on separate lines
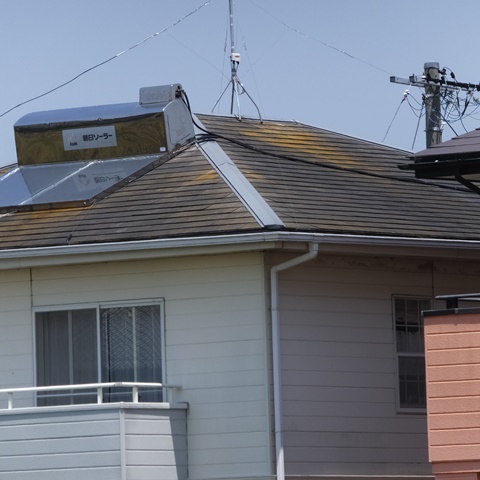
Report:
14,83,195,166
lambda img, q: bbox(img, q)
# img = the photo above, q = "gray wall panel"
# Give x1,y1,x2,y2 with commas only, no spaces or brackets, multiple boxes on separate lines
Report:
0,405,187,480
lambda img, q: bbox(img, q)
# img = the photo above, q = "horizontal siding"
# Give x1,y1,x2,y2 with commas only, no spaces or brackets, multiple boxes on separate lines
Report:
167,339,265,361
427,379,480,398
4,467,120,480
0,408,121,478
427,346,480,366
425,312,480,463
0,405,187,479
281,339,393,358
125,409,187,480
31,256,262,304
286,461,430,477
25,252,271,480
284,385,395,404
1,451,120,472
181,445,269,466
282,414,428,434
187,414,268,436
125,465,188,480
187,431,268,450
0,435,119,456
274,253,480,477
0,268,33,409
190,461,270,479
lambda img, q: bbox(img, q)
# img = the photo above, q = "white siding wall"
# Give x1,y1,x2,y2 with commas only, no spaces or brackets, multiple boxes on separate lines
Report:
0,407,122,479
125,407,188,480
0,269,34,409
0,404,187,480
22,252,271,480
271,252,480,478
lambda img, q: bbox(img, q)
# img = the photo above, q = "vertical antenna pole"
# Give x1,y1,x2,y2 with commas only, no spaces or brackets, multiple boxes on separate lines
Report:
211,0,262,121
229,0,237,114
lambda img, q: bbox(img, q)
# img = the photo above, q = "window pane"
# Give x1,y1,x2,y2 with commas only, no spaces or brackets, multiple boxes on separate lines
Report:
398,355,426,409
35,309,97,406
395,298,427,353
100,305,162,402
36,311,70,406
135,305,162,401
101,307,134,402
71,309,98,403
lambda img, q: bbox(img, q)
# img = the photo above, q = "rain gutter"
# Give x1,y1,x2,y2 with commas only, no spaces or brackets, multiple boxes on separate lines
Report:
270,243,319,480
1,232,480,269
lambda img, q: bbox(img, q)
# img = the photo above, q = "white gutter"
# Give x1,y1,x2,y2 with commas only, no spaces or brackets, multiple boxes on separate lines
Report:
0,231,480,270
270,243,319,480
3,231,480,260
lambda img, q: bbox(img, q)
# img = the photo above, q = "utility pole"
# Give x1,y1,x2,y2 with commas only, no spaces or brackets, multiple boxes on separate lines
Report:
423,62,442,148
390,62,443,148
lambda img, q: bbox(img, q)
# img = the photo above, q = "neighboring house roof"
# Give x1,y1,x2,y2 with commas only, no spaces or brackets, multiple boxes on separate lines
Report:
411,128,480,161
0,113,480,251
403,128,480,182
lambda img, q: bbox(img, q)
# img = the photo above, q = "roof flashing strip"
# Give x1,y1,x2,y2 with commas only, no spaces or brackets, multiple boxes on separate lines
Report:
194,116,284,229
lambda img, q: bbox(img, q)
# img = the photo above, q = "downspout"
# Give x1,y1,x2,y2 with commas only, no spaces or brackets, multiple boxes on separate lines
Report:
270,243,319,480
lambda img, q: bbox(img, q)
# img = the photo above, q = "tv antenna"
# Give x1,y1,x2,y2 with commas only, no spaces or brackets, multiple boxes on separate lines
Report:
212,0,262,121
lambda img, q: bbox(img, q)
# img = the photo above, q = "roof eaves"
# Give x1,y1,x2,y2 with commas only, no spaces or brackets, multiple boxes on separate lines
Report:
2,231,480,270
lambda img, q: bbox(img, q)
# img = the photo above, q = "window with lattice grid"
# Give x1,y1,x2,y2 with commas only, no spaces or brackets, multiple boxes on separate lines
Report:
393,296,430,410
35,302,163,406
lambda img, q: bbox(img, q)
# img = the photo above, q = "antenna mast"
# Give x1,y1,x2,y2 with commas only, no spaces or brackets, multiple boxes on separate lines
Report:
229,0,240,114
212,0,262,121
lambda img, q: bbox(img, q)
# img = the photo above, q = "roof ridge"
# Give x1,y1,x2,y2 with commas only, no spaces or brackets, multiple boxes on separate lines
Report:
194,116,284,230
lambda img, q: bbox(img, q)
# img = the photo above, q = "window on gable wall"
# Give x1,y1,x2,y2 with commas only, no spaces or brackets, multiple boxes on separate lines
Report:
393,296,431,411
35,302,164,406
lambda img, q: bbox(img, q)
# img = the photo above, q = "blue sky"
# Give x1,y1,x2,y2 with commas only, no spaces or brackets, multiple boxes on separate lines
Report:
0,0,479,165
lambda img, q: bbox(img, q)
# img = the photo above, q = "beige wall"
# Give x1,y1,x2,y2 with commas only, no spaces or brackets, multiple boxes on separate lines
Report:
270,252,480,478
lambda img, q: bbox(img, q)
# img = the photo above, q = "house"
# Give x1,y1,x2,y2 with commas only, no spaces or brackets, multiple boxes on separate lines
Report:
423,295,480,480
1,83,480,480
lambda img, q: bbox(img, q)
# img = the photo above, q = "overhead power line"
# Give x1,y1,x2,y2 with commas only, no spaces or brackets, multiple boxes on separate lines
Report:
183,97,472,195
247,0,392,76
0,0,213,119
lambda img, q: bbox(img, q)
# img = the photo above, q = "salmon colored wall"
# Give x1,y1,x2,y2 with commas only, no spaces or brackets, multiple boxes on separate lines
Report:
425,312,480,473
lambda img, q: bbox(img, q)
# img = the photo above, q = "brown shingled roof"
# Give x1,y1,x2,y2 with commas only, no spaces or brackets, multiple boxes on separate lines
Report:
0,114,479,251
0,145,259,249
199,115,480,240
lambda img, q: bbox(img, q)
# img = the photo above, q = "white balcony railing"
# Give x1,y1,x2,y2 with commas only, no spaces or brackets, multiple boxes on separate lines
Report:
0,381,180,410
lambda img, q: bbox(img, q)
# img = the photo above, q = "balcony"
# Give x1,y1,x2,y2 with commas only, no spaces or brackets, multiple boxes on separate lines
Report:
0,383,187,480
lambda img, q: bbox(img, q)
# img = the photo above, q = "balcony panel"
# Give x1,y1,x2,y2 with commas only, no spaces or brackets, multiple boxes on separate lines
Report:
0,402,187,480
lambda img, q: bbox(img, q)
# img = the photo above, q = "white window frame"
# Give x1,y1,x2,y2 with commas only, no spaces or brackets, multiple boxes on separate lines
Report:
393,295,431,414
33,299,165,405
